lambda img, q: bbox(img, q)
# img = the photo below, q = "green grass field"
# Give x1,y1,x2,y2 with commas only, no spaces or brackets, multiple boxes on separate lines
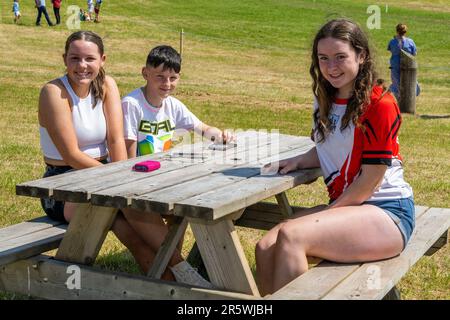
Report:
0,0,449,299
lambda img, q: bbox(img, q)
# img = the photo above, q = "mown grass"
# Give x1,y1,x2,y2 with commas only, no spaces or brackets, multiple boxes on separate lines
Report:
0,0,448,299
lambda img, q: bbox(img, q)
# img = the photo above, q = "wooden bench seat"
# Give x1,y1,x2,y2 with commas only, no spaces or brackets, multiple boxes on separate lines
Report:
0,216,66,267
0,204,448,300
262,206,450,300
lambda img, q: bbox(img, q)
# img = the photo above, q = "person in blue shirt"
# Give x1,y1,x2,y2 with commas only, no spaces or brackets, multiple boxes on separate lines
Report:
12,0,21,24
387,23,420,100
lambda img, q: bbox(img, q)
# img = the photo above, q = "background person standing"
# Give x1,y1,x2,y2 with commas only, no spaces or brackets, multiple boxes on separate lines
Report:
12,0,21,24
51,0,62,25
387,23,420,100
94,0,103,23
35,0,54,26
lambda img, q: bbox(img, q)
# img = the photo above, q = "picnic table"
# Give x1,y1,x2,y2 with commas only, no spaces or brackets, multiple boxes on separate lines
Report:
11,130,321,298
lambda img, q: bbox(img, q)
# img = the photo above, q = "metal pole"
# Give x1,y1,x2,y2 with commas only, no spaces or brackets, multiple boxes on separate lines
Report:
180,28,184,56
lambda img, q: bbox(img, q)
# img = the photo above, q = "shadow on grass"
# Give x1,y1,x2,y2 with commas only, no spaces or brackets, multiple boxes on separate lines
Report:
417,114,450,120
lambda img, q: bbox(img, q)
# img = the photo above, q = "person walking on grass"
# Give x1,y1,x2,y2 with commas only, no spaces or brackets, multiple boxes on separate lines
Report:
87,0,94,21
387,23,420,101
94,0,103,23
51,0,62,25
35,0,54,26
256,19,414,296
38,31,213,289
12,0,21,24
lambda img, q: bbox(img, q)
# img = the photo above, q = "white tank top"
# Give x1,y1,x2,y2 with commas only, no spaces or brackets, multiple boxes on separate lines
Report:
39,75,107,160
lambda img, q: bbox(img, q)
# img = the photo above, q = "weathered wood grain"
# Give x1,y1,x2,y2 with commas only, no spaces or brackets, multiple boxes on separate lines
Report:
0,255,259,300
174,167,322,220
147,217,188,279
0,225,66,266
189,218,260,296
55,203,117,265
0,216,64,242
322,207,450,300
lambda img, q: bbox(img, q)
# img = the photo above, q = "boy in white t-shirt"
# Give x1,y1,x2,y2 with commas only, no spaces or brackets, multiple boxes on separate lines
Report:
122,45,234,158
121,46,234,288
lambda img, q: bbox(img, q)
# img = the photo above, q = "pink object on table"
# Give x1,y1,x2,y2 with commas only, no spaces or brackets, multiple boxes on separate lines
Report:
132,160,161,172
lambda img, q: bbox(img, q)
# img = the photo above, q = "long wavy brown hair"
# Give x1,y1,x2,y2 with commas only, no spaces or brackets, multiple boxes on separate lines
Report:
310,19,377,142
64,31,105,108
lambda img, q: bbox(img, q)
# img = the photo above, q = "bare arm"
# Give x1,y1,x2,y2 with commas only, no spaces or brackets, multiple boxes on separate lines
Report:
38,82,103,169
329,164,386,208
277,146,321,174
195,123,235,143
125,139,137,159
103,76,127,162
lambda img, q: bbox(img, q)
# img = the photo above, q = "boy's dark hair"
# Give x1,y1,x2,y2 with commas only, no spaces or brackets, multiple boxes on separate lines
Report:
146,45,181,73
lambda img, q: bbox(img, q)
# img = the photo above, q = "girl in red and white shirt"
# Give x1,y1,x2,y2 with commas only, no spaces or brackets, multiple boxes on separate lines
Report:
256,19,414,296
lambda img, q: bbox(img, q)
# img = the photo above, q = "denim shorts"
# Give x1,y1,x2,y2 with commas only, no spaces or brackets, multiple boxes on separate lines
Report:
365,197,415,250
40,164,74,223
40,159,108,223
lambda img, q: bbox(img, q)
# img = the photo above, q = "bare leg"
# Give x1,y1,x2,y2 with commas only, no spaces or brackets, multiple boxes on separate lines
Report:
112,212,174,280
255,222,285,296
64,203,176,280
255,204,327,296
270,204,403,293
121,207,184,267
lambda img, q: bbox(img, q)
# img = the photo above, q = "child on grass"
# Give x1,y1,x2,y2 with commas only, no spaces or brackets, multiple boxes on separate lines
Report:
12,0,21,24
87,0,94,21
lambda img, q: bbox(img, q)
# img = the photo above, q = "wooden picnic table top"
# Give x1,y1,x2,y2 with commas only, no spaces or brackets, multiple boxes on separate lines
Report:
17,131,320,221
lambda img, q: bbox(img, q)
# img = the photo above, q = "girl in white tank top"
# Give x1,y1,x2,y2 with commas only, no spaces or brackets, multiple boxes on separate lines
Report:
39,74,107,160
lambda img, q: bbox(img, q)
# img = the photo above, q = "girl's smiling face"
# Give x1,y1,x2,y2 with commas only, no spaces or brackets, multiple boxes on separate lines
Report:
64,39,105,96
317,37,365,99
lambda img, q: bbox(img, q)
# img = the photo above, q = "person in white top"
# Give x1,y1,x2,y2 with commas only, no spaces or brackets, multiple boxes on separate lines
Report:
122,45,234,158
256,19,414,296
87,0,94,21
39,31,212,288
121,45,235,287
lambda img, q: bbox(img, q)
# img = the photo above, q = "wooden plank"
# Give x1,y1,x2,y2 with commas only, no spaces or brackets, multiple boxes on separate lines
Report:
15,131,269,200
90,162,230,208
0,255,259,300
321,207,450,300
52,159,201,202
174,167,322,220
383,286,401,300
244,202,308,215
275,192,293,217
189,218,260,296
265,205,433,300
55,203,117,265
0,225,67,266
424,230,448,256
147,217,188,279
0,216,64,242
414,205,429,219
267,261,360,300
132,140,315,214
91,136,305,207
15,152,169,199
235,204,304,230
90,134,299,208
